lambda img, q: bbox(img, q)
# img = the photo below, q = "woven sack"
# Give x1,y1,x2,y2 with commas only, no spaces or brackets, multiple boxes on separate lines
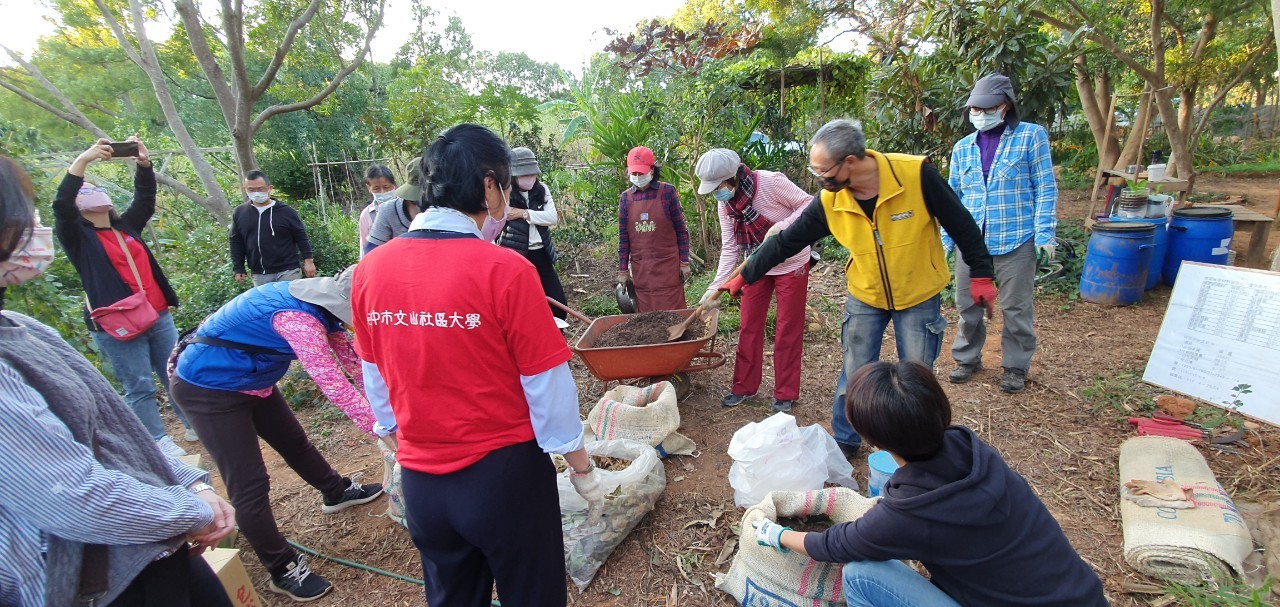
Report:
586,381,694,457
1119,436,1253,584
377,438,406,527
716,487,875,606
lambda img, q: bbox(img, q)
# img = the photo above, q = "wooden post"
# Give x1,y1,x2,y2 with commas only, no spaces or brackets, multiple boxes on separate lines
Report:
1089,92,1120,205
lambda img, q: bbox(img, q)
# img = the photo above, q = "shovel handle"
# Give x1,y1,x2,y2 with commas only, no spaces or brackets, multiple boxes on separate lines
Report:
547,297,593,325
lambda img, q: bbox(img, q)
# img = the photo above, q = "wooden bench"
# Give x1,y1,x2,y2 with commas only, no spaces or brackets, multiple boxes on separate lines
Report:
1200,205,1274,268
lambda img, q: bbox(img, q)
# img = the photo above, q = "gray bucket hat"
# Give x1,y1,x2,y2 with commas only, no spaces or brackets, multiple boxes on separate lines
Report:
394,157,423,202
695,148,740,195
289,265,355,325
511,147,541,177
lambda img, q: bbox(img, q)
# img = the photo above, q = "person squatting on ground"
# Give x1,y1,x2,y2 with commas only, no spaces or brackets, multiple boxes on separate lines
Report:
497,147,569,320
51,137,195,457
945,74,1058,394
353,124,605,607
230,170,316,285
751,361,1108,607
694,148,813,414
0,155,237,607
358,164,398,257
170,267,383,602
365,157,423,254
617,145,692,312
719,118,997,457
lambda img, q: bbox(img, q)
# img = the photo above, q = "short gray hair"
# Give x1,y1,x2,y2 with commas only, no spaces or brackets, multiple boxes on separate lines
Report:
810,119,867,160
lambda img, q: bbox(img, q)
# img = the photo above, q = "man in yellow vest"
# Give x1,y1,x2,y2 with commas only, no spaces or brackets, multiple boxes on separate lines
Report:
718,119,997,456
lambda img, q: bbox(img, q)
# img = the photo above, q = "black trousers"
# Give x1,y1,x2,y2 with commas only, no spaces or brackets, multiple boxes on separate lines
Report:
171,377,345,574
522,247,568,320
107,545,232,607
401,440,567,607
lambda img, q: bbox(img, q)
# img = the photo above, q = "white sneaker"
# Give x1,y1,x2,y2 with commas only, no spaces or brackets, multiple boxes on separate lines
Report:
184,428,199,442
156,435,188,457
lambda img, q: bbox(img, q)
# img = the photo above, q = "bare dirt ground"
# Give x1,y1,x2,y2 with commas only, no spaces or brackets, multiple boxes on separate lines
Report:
169,177,1280,606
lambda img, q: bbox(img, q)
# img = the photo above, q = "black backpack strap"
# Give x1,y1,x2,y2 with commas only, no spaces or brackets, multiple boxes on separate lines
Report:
191,335,288,356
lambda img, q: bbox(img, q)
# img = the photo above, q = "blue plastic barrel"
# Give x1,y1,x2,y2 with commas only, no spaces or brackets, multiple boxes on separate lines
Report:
1110,215,1168,291
1080,222,1156,305
1163,207,1233,286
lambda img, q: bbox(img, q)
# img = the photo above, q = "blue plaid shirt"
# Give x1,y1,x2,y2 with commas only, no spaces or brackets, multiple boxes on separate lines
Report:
942,122,1057,255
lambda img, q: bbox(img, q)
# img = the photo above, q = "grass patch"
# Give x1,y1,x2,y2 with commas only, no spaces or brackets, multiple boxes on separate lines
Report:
1197,161,1280,177
1080,368,1160,417
1160,579,1275,606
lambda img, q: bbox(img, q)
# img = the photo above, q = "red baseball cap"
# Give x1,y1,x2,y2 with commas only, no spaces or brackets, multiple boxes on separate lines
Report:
627,146,656,174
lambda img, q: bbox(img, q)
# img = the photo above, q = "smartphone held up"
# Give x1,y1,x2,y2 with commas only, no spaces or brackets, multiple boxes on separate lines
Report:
109,141,140,158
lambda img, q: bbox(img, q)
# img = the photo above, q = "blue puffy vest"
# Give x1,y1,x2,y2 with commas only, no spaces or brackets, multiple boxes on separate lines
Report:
175,281,345,391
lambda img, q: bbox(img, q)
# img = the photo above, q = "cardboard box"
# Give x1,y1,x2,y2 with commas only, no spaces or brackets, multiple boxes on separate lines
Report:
178,454,202,469
202,548,264,607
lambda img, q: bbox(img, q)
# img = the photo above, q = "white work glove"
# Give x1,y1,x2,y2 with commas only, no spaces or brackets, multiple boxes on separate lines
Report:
698,289,723,310
752,519,792,553
570,464,604,511
765,224,783,240
1037,243,1056,262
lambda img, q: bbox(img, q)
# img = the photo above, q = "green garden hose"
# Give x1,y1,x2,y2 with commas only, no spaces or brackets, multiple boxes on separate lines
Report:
287,540,501,606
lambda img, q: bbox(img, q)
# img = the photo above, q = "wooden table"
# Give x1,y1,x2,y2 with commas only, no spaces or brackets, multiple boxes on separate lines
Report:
1200,205,1274,267
1086,170,1191,225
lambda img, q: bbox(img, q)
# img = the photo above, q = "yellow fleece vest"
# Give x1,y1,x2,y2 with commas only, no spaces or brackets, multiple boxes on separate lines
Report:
821,151,951,310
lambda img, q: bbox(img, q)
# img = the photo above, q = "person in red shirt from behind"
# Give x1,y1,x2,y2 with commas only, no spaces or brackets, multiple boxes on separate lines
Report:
353,124,603,607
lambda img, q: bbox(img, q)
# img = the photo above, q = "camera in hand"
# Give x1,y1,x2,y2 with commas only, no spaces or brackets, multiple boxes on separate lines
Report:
109,141,139,158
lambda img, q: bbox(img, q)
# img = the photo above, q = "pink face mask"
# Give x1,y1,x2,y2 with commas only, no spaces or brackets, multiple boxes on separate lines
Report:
76,186,113,212
516,176,538,192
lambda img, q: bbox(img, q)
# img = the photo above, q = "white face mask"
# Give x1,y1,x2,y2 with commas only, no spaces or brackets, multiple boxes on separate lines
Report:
372,191,397,204
0,226,55,287
247,191,270,204
516,176,538,192
969,110,1005,132
630,173,653,189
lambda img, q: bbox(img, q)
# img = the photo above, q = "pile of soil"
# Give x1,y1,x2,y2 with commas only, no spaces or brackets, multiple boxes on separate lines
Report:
592,311,707,348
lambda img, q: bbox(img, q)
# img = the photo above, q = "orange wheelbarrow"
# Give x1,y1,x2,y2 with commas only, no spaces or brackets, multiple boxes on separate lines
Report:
549,298,725,398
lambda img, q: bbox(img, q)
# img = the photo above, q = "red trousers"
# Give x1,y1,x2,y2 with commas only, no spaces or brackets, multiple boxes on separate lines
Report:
732,266,808,400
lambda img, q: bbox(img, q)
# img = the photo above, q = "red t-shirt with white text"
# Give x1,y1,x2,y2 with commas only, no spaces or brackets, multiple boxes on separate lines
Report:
352,235,571,474
96,229,167,313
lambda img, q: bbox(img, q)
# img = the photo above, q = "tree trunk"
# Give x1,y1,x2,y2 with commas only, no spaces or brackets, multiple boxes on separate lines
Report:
1073,57,1121,175
1272,0,1280,87
1117,86,1155,169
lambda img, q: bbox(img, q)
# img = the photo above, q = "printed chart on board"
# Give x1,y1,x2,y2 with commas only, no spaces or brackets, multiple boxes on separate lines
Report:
1144,262,1280,427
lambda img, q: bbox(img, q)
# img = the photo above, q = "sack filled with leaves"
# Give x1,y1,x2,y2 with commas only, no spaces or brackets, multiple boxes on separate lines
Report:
716,487,876,606
377,438,406,527
585,381,695,457
555,439,666,590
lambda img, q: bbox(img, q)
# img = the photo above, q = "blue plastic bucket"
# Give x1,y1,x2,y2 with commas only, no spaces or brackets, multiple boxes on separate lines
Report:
1109,215,1168,291
1080,222,1156,305
1163,207,1233,286
867,450,899,497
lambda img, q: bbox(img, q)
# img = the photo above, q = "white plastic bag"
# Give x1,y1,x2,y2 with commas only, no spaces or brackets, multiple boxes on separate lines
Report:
377,438,406,527
728,413,856,508
556,439,666,590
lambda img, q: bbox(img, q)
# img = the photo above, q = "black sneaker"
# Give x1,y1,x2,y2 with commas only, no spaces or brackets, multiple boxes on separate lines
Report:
269,555,332,602
1000,367,1027,394
837,442,861,459
721,393,753,408
771,399,795,413
321,476,384,514
948,363,982,384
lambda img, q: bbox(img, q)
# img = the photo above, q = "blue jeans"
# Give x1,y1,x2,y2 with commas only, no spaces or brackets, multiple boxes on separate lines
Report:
831,295,946,447
842,560,960,607
92,311,186,439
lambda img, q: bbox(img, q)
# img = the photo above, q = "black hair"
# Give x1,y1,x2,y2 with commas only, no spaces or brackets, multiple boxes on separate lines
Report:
650,165,662,183
846,361,952,461
421,124,511,215
0,157,35,262
364,164,396,185
243,170,271,185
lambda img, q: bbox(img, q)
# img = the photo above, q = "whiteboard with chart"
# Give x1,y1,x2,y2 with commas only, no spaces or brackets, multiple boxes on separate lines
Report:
1143,262,1280,427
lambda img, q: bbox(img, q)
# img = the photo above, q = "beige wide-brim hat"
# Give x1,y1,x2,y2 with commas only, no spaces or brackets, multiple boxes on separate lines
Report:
289,266,355,325
394,157,423,202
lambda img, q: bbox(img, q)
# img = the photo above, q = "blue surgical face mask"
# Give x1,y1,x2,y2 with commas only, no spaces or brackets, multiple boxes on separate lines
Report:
969,110,1005,132
711,186,734,202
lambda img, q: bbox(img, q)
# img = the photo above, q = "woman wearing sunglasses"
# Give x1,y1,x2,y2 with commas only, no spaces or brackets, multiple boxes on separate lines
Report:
52,137,194,457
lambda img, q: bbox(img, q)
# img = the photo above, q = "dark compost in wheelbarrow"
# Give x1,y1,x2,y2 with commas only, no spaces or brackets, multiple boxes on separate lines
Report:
593,311,707,348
